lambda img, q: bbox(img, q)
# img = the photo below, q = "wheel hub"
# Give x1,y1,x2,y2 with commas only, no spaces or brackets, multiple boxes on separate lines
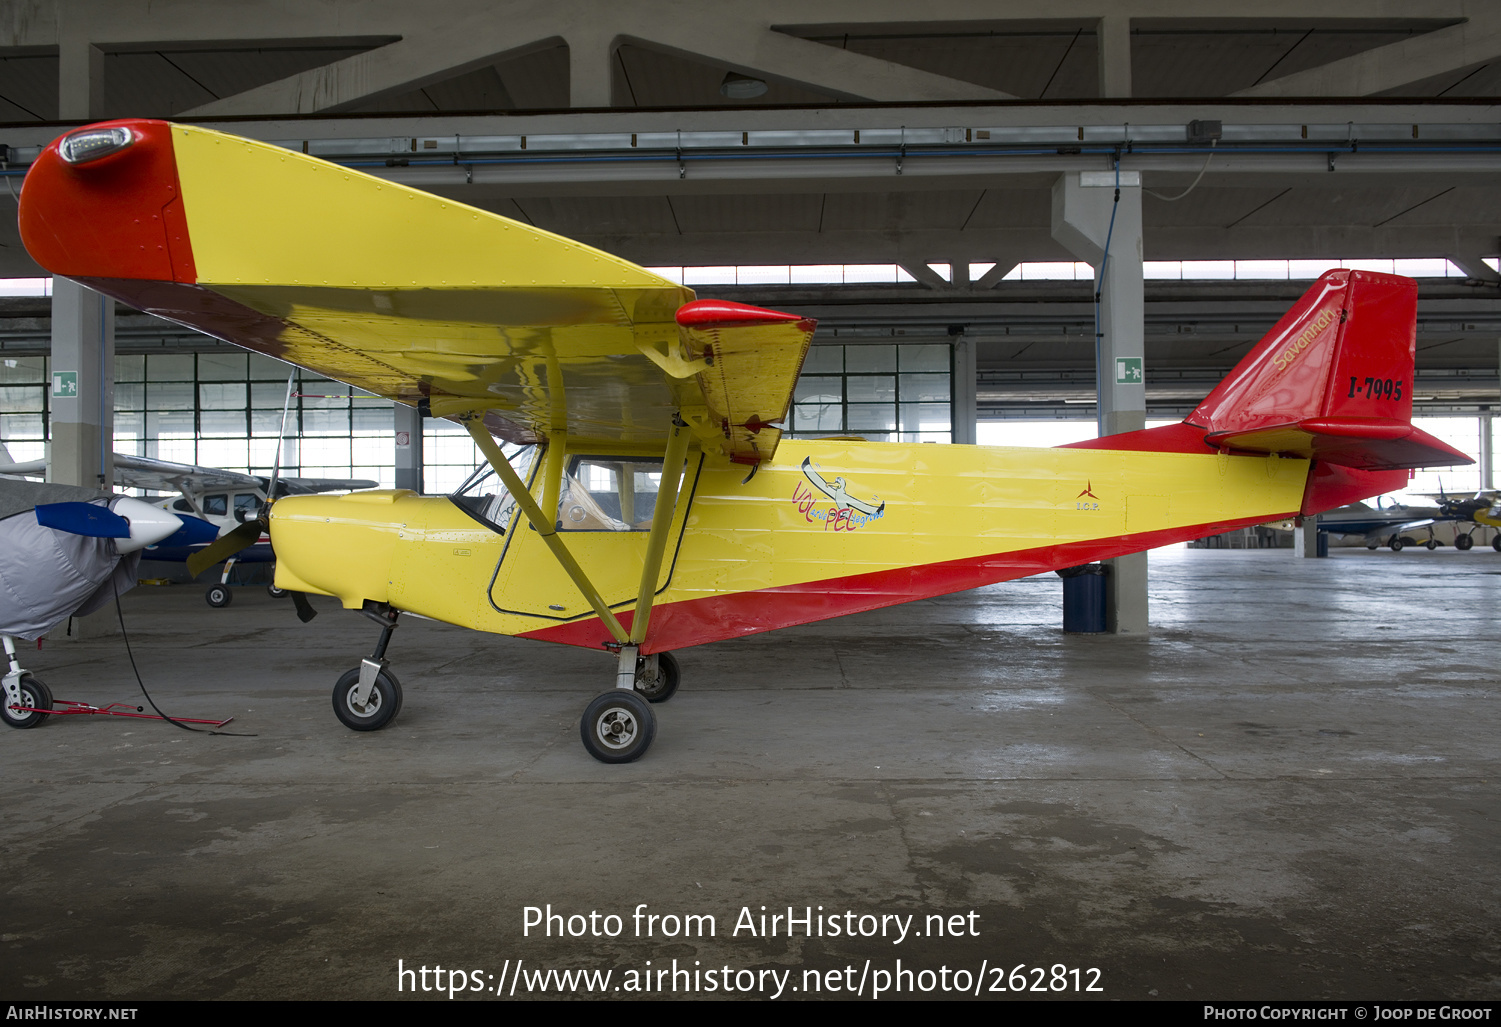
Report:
595,707,638,750
346,685,381,717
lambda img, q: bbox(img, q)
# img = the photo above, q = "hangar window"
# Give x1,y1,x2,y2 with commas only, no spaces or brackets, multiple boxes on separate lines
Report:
788,342,953,444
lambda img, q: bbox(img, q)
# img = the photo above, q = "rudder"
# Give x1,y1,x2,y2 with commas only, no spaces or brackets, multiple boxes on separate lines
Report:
1188,270,1469,473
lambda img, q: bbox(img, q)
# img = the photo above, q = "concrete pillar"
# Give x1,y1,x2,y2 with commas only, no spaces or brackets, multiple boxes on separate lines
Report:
1098,17,1132,99
47,278,114,490
1294,517,1322,558
52,46,117,637
951,333,977,445
394,403,424,493
1478,411,1493,490
568,30,616,108
48,278,117,639
1052,169,1147,633
58,40,105,121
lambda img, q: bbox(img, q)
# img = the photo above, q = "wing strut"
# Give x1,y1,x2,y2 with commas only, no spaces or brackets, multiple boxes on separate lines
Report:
463,417,631,644
465,412,694,651
629,414,692,646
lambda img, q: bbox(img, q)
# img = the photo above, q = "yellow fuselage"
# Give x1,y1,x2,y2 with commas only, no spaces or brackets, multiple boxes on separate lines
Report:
271,437,1308,653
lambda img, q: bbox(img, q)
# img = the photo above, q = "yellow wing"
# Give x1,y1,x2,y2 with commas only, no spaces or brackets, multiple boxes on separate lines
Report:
19,120,813,461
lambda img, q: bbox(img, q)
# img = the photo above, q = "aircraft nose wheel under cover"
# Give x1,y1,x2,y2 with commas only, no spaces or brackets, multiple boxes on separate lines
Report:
581,690,656,763
2,674,53,729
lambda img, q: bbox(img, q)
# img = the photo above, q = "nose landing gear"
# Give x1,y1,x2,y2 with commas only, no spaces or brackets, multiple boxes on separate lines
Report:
332,605,404,732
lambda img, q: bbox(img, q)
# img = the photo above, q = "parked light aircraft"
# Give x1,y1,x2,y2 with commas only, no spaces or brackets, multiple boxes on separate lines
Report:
18,119,1474,762
1319,490,1501,551
1419,489,1501,551
0,477,210,727
1318,498,1449,551
0,445,375,605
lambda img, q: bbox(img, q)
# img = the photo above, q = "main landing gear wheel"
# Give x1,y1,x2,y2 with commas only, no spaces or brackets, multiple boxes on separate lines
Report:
1494,535,1501,553
332,667,403,731
267,585,289,599
1425,539,1439,550
1389,538,1404,552
1456,534,1475,551
634,651,680,704
205,584,232,608
2,675,52,729
581,690,656,764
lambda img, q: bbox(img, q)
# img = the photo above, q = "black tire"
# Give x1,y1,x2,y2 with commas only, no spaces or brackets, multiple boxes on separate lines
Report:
2,675,52,729
1366,542,1379,550
580,690,656,764
1425,539,1438,550
634,651,680,704
267,585,289,599
1456,534,1475,551
1493,535,1501,553
332,666,403,731
206,584,232,608
1389,538,1404,552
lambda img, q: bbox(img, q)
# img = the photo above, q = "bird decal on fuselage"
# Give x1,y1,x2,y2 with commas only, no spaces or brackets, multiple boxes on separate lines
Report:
800,457,885,517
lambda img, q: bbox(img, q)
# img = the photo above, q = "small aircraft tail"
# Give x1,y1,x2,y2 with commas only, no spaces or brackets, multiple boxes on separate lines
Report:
1067,270,1471,515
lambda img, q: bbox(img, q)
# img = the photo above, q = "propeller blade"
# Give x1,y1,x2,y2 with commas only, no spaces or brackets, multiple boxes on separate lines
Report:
35,502,130,538
291,590,318,623
186,519,264,578
266,369,296,508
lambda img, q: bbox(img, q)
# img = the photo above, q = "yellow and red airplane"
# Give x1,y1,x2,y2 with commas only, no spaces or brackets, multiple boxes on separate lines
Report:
19,120,1472,762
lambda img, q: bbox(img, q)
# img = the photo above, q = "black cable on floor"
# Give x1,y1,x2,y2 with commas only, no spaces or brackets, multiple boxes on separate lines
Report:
113,578,256,737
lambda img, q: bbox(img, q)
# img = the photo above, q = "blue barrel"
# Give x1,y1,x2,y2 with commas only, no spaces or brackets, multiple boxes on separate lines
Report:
1057,563,1108,633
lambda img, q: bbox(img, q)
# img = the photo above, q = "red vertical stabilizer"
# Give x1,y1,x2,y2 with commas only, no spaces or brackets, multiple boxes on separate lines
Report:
1189,270,1411,436
1060,270,1470,514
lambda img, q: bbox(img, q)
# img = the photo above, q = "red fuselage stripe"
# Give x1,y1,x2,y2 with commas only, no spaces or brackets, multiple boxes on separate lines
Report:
516,511,1290,653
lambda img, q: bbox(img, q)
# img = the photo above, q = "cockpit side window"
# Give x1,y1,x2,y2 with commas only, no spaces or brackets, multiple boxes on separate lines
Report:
557,458,664,532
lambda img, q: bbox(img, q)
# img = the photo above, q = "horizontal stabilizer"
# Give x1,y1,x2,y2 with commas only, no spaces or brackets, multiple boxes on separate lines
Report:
1205,417,1473,471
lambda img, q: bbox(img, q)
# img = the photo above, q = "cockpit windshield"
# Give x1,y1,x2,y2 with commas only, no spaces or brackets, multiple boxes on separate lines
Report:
448,444,536,534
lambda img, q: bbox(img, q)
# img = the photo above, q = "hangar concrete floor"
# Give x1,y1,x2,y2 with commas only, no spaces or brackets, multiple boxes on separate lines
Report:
2,548,1497,1002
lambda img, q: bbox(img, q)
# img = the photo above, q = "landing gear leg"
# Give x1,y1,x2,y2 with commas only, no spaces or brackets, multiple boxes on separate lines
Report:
580,644,657,763
206,558,237,607
1,634,51,729
332,606,404,731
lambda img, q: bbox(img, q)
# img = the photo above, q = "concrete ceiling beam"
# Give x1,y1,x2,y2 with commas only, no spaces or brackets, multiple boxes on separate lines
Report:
1447,254,1501,282
1236,3,1501,97
619,15,1013,103
181,17,569,116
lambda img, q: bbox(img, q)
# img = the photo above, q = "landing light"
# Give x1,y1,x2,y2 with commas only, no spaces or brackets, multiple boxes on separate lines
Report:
58,126,134,165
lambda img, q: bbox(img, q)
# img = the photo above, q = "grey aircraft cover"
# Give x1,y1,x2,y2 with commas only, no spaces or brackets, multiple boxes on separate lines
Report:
0,478,142,640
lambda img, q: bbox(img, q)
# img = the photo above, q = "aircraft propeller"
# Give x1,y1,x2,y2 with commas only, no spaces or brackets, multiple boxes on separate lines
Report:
184,371,318,622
